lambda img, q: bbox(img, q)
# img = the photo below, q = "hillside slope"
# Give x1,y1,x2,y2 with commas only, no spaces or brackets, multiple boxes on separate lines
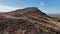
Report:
0,7,60,34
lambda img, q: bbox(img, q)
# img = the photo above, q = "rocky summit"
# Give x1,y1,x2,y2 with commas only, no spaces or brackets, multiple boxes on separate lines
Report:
0,7,60,34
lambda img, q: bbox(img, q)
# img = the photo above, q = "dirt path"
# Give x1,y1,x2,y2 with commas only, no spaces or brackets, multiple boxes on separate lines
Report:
1,14,21,19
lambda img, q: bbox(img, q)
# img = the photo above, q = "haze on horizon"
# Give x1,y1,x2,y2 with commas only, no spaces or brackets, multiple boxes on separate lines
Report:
0,0,60,14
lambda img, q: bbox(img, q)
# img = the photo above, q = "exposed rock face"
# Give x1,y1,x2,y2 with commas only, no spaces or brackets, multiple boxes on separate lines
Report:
0,7,60,34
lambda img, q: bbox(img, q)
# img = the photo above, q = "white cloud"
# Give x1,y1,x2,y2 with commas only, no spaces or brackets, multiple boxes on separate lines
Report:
40,1,44,6
0,5,19,12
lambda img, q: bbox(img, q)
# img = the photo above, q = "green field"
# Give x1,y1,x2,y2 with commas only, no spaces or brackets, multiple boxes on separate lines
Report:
52,17,60,22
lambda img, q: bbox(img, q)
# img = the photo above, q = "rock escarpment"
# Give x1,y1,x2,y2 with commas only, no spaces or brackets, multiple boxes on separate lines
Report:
0,7,60,34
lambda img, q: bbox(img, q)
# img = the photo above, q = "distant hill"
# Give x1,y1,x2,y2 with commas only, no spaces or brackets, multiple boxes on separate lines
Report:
0,7,60,34
47,14,60,17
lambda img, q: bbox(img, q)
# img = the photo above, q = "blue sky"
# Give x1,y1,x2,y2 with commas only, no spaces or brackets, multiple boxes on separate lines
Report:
0,0,60,14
